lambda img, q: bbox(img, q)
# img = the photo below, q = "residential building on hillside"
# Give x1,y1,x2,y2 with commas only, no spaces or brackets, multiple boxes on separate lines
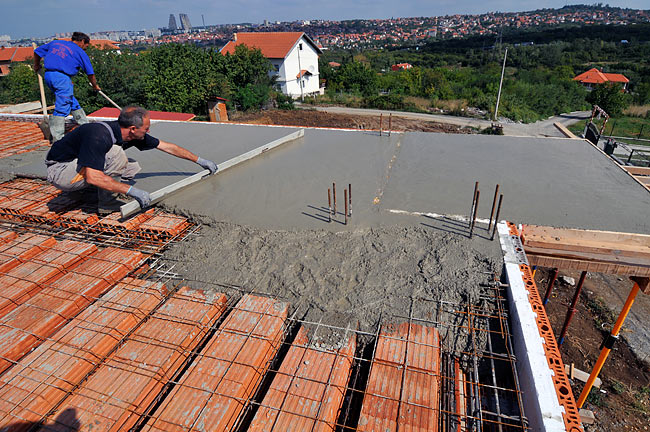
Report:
391,63,413,71
0,46,33,76
573,68,629,91
221,32,322,98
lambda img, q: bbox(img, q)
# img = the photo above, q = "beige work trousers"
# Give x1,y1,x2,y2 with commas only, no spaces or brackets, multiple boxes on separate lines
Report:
45,145,129,192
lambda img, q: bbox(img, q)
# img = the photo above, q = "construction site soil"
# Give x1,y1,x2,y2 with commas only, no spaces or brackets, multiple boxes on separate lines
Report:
535,269,650,432
231,108,475,133
162,219,502,357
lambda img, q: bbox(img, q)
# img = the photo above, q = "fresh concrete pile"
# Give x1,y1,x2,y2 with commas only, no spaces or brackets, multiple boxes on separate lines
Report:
162,219,503,355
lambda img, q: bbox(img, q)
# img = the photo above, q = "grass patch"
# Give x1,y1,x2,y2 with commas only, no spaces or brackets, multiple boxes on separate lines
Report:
585,296,617,329
612,380,626,395
569,115,650,145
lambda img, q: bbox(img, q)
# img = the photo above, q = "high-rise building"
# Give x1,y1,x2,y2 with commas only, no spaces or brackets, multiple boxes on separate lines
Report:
168,14,178,30
179,13,192,30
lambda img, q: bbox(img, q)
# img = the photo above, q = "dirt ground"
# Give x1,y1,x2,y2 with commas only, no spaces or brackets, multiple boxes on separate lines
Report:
534,269,650,431
230,108,476,133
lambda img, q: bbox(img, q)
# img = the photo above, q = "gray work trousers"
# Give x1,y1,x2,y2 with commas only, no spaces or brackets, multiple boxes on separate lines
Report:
45,145,132,192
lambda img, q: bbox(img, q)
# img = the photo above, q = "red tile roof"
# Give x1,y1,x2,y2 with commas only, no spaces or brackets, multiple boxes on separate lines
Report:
574,68,629,84
59,38,119,50
0,47,34,63
220,32,321,59
296,69,312,78
89,107,195,121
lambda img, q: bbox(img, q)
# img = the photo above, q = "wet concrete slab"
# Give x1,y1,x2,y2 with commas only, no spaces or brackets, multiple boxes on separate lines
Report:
380,132,650,234
4,121,649,234
162,127,402,229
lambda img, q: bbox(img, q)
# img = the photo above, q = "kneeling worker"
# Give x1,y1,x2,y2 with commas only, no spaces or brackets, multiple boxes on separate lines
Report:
45,105,218,215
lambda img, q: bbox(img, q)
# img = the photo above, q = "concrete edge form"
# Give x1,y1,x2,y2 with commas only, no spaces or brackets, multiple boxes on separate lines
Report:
120,129,305,218
553,122,578,139
498,221,567,432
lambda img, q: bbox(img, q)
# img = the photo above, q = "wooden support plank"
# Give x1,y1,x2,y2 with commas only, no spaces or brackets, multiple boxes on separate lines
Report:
564,364,601,388
636,176,650,186
527,254,650,277
624,166,650,176
121,129,305,218
524,245,650,268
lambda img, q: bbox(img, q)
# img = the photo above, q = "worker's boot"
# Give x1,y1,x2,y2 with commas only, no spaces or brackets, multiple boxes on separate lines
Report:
96,177,125,216
49,115,66,142
71,108,88,125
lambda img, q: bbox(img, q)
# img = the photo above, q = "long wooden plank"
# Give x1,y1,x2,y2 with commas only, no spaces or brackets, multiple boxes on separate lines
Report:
524,246,650,268
624,166,650,176
522,225,650,247
121,129,305,218
527,254,650,279
637,176,650,186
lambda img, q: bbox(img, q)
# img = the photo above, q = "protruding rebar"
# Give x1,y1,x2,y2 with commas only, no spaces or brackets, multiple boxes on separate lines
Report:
327,188,332,223
543,268,559,305
348,183,352,217
469,190,480,238
490,194,503,241
558,270,588,345
469,181,479,228
333,182,337,215
488,184,500,232
344,189,348,225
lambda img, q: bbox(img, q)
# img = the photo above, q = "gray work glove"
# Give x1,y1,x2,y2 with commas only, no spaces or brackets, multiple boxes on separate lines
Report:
196,156,218,175
127,186,151,208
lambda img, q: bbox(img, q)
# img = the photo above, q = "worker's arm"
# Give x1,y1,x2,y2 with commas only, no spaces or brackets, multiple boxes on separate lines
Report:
84,167,151,207
87,74,101,91
157,140,218,174
33,53,41,73
84,167,130,193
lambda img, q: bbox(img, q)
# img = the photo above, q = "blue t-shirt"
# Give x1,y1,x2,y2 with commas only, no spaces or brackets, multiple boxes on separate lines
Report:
34,40,94,76
46,121,160,171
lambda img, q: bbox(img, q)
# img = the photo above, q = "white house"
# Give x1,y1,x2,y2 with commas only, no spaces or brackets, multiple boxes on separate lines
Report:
221,32,322,99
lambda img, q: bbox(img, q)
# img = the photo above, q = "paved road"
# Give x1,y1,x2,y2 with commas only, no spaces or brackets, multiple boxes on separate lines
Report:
296,104,591,138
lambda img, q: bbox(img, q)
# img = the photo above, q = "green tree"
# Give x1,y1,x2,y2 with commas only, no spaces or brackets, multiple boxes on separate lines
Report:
142,44,227,114
335,61,377,96
586,83,630,117
219,44,274,110
0,64,42,105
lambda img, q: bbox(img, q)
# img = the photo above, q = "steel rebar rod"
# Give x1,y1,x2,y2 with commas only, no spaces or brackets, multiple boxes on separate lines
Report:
469,182,479,228
543,268,559,305
488,184,500,232
490,195,503,241
558,271,587,345
470,190,480,239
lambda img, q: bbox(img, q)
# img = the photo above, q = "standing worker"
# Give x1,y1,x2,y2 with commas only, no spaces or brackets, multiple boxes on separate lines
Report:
33,32,100,142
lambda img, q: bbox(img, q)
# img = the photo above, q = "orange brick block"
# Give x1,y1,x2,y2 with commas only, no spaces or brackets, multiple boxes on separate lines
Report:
358,323,441,432
143,295,288,432
249,327,356,432
0,278,166,429
0,234,57,273
0,240,97,318
0,247,143,375
38,287,227,432
138,213,190,240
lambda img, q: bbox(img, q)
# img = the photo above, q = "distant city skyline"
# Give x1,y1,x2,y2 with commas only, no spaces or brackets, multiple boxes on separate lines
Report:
3,0,648,39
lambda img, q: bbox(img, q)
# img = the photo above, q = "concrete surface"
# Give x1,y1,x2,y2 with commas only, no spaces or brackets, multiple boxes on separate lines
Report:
5,121,649,234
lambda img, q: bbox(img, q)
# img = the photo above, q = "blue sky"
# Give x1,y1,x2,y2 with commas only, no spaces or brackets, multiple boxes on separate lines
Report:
3,0,648,39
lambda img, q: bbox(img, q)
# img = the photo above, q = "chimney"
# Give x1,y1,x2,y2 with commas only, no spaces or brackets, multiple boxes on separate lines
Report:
233,33,237,42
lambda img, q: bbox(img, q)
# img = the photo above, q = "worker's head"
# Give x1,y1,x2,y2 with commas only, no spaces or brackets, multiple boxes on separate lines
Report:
119,106,151,141
71,32,90,49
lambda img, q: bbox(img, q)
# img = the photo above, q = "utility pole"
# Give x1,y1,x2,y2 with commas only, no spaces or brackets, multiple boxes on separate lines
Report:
494,48,507,122
297,42,304,102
